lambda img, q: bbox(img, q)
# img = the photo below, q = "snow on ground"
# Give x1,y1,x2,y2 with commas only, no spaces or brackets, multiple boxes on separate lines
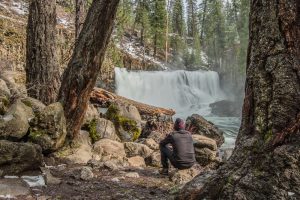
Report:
116,39,168,70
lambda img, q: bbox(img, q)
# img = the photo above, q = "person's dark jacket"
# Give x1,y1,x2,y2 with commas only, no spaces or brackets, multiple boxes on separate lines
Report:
159,130,196,168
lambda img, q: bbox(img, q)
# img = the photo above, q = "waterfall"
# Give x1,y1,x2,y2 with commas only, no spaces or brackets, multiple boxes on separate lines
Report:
115,67,226,118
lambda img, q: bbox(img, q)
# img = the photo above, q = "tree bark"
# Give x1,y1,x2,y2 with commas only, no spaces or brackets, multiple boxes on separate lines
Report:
58,0,120,139
75,0,86,39
177,0,300,199
26,0,60,105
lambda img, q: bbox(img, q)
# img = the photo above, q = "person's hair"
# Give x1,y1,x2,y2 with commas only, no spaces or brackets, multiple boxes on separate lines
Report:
174,118,185,131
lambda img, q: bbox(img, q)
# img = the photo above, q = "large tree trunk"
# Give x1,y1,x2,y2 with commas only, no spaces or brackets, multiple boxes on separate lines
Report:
26,0,60,105
177,0,300,199
75,0,86,39
58,0,120,139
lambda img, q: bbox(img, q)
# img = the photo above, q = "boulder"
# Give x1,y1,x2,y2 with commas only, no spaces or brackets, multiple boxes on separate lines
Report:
127,156,146,168
124,142,153,158
145,151,161,167
93,139,126,161
209,100,242,117
87,117,120,143
0,140,43,176
29,102,67,153
0,79,10,98
0,71,27,97
186,114,224,147
64,131,93,164
140,116,173,140
170,164,202,185
21,97,46,114
194,147,217,166
106,102,142,142
83,103,99,125
80,167,94,181
146,131,165,144
192,135,217,151
138,138,159,150
0,100,34,140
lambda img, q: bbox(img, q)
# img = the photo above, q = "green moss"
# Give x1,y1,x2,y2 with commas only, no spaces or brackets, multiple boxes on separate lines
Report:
1,96,9,107
22,99,33,108
264,130,273,143
88,119,100,143
29,129,45,140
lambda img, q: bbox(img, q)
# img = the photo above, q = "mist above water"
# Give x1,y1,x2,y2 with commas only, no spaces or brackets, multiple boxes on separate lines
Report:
115,67,240,149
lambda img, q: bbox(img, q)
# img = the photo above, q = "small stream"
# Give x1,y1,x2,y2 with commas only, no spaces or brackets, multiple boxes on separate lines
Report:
115,67,241,149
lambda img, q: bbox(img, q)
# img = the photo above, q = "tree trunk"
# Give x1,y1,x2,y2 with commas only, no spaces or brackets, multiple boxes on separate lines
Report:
75,0,86,39
200,0,207,42
58,0,120,139
177,0,300,199
25,0,60,105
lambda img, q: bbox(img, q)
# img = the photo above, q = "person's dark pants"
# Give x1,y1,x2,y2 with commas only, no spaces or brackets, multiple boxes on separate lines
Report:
160,145,183,169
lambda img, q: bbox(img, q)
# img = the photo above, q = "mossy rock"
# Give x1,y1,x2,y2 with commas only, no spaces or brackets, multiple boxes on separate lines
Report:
106,103,141,142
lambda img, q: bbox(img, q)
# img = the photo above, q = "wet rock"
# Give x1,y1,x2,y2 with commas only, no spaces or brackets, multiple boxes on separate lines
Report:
0,100,34,140
186,114,224,147
21,97,46,114
125,172,140,178
124,142,153,158
93,139,126,161
209,100,242,117
86,117,120,143
145,151,161,167
80,167,94,181
0,140,43,176
64,131,93,164
29,102,67,153
106,102,142,142
0,178,30,197
170,164,202,185
127,156,146,168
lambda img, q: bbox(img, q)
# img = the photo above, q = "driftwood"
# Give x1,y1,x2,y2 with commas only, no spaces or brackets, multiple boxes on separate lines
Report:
90,88,176,116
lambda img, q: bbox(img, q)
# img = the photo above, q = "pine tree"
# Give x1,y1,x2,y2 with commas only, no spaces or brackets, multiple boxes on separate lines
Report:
186,0,198,38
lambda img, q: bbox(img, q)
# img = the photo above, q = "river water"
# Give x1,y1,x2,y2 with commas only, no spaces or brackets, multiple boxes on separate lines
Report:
115,67,240,149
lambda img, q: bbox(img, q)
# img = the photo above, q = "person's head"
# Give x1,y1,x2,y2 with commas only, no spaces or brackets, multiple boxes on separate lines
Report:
174,118,185,131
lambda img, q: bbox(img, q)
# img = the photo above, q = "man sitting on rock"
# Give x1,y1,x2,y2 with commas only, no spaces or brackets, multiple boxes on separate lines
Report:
159,118,196,175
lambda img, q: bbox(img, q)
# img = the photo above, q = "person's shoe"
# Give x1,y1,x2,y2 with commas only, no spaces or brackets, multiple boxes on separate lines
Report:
159,168,169,176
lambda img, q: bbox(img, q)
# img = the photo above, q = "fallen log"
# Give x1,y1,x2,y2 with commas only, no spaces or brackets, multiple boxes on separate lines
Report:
90,88,176,116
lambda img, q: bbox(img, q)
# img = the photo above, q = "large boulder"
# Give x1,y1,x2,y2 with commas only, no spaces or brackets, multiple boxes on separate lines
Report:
186,114,224,147
209,100,242,117
192,135,217,151
0,140,43,176
87,117,120,143
21,97,46,114
145,150,161,167
106,102,142,142
138,138,159,150
93,139,126,161
127,156,146,168
0,71,27,97
63,131,93,164
0,100,34,140
29,102,67,153
170,164,202,185
124,142,153,158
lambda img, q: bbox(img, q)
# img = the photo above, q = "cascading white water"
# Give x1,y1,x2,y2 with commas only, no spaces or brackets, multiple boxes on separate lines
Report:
115,68,226,117
115,67,240,148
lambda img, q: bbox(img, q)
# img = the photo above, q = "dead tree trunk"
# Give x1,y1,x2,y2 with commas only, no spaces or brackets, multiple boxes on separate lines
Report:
25,0,60,105
58,0,120,139
178,0,300,199
75,0,86,39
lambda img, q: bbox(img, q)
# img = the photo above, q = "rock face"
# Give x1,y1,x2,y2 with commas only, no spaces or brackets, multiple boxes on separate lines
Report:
186,114,224,147
87,117,120,143
0,140,43,176
29,102,67,153
106,102,142,142
124,142,153,158
209,100,242,117
93,139,126,161
192,135,219,166
0,100,34,140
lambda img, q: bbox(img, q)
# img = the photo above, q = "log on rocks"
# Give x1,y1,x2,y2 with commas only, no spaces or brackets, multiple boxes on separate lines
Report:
90,88,175,116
